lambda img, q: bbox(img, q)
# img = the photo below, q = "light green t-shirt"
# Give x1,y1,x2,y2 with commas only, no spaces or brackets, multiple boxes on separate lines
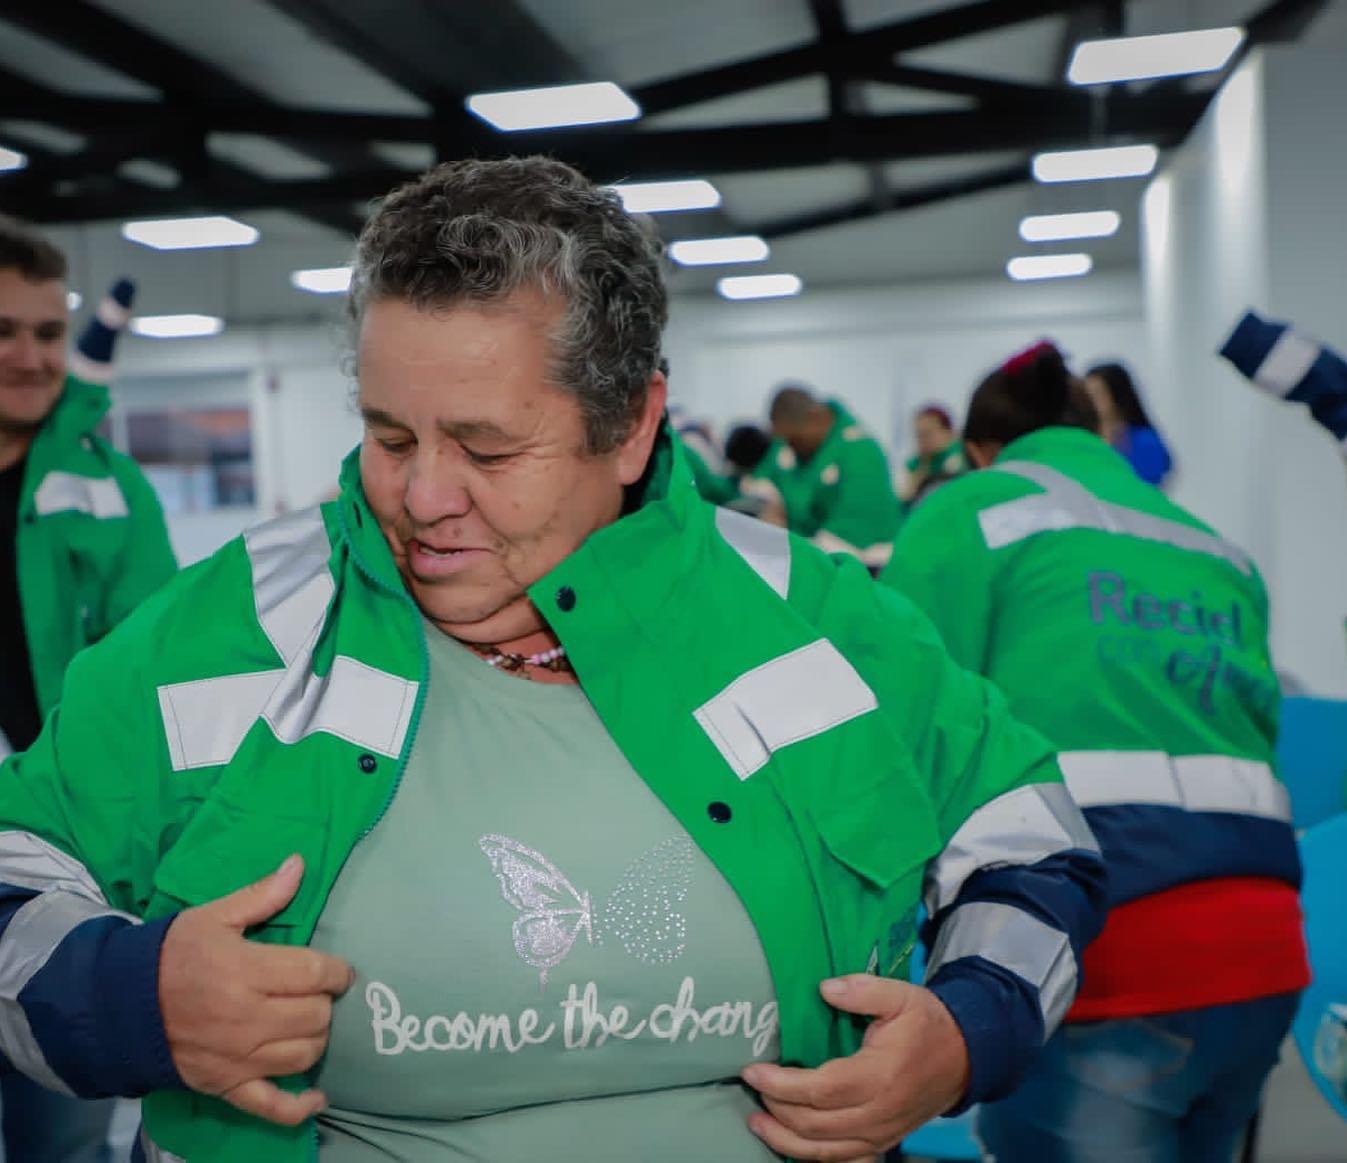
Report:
310,623,781,1161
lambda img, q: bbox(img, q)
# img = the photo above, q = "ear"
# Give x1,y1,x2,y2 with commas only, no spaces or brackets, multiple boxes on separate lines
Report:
615,369,669,486
964,440,1000,469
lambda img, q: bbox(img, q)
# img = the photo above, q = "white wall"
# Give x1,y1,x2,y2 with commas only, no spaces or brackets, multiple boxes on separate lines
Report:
1143,50,1347,696
114,323,360,563
663,270,1149,457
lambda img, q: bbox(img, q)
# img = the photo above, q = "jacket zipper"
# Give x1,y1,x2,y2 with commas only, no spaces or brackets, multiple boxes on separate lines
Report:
306,502,433,1161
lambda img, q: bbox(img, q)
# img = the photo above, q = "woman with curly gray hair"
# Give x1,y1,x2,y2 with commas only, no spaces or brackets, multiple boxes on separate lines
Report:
0,157,1105,1163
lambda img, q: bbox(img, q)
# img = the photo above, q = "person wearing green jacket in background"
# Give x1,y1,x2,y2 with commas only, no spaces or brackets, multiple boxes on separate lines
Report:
0,159,1105,1163
0,218,177,1160
882,341,1307,1163
750,385,900,572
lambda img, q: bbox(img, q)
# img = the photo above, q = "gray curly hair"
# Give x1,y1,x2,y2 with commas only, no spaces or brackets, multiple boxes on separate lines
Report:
349,156,668,453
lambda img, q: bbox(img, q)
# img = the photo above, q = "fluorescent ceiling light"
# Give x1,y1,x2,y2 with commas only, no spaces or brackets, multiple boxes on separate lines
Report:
0,145,27,172
1069,27,1245,85
66,291,82,311
130,314,225,339
290,266,352,294
121,215,259,250
1019,210,1121,242
1007,253,1094,281
608,179,721,214
466,81,639,131
1033,144,1158,183
717,274,804,301
668,236,769,267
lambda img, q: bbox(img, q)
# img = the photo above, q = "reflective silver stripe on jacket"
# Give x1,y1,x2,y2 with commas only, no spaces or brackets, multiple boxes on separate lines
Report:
0,727,10,762
979,461,1252,575
924,782,1099,917
1057,750,1291,822
32,471,129,519
1254,328,1320,396
694,640,878,780
244,509,336,666
926,900,1077,1036
0,831,131,1094
715,507,790,599
158,506,417,771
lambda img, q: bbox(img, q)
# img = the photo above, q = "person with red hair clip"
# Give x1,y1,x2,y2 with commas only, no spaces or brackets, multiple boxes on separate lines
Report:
882,340,1308,1163
899,404,967,511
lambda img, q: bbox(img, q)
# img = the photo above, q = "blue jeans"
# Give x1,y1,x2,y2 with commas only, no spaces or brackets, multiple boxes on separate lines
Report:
1,1073,114,1163
977,992,1299,1163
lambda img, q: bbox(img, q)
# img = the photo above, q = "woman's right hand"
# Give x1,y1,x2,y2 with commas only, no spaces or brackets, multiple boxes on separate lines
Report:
158,855,355,1126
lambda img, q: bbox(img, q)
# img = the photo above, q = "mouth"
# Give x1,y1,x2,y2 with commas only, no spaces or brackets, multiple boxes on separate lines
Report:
406,538,492,578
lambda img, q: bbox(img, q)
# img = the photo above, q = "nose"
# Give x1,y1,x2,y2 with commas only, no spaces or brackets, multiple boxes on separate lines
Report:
404,446,471,526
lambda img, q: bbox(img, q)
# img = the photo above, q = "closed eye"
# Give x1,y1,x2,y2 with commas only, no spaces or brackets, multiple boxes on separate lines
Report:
376,437,414,456
464,448,512,467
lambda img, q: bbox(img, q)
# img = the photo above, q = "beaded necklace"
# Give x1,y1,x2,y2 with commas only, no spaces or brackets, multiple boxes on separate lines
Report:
468,642,572,678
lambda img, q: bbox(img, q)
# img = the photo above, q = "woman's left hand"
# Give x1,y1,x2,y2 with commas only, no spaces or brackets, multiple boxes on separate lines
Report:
741,975,970,1162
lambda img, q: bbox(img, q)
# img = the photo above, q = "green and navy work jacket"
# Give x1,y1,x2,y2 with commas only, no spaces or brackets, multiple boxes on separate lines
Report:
884,427,1300,909
752,401,900,569
0,374,176,758
0,430,1103,1163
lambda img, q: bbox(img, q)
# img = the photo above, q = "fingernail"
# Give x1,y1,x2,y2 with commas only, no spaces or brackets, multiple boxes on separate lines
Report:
821,977,850,998
279,854,301,876
741,1065,763,1087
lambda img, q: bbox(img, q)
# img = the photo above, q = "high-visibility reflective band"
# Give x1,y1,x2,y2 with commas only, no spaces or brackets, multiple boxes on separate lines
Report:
694,639,877,780
0,727,10,761
980,461,1252,574
0,832,108,903
0,890,135,1095
158,671,283,771
158,659,416,771
244,508,335,666
813,529,893,570
927,900,1077,1034
1254,329,1320,397
264,655,417,757
716,507,790,599
32,471,128,519
924,783,1099,916
1057,751,1291,821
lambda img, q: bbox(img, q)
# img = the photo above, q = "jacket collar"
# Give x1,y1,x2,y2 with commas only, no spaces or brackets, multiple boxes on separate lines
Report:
33,375,112,449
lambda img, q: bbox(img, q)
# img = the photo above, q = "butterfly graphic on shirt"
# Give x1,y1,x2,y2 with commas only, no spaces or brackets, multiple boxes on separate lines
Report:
478,834,694,987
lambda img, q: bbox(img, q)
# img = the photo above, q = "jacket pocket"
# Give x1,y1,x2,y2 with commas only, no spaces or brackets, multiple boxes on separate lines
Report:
810,764,942,891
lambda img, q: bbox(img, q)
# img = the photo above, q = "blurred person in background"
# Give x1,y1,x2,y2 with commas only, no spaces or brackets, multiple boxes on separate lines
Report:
898,404,966,511
752,383,900,572
0,157,1106,1163
1085,361,1174,488
883,340,1307,1163
0,217,177,1161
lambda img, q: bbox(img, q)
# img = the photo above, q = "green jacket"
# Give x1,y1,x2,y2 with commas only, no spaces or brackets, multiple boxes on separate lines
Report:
882,427,1299,909
752,401,899,567
14,375,177,717
0,432,1101,1162
679,433,740,506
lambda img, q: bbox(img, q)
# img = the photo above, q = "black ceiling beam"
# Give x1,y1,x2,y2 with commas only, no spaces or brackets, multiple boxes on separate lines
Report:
0,83,1204,155
633,0,1102,116
857,63,1067,107
1,0,367,235
3,87,1206,225
758,159,1031,240
1246,0,1333,41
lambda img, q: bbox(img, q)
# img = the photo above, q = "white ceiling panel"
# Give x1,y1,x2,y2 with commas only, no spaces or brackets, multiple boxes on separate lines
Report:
0,17,156,98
